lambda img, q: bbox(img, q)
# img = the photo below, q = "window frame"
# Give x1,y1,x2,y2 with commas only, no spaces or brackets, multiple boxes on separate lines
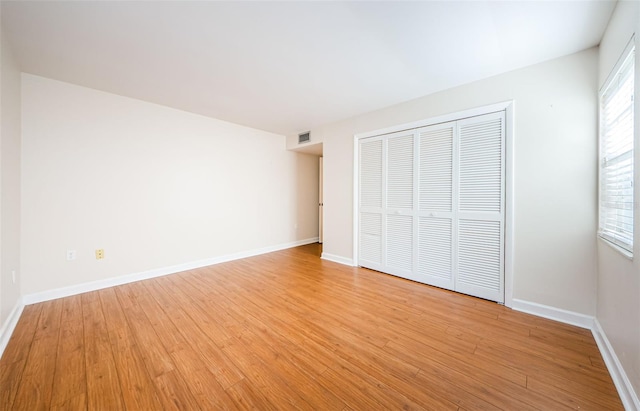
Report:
598,38,635,258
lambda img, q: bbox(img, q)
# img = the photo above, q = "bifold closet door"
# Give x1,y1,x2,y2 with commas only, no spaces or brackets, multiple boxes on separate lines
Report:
358,131,416,277
385,131,415,278
417,122,455,290
455,112,505,302
358,111,505,303
359,137,384,271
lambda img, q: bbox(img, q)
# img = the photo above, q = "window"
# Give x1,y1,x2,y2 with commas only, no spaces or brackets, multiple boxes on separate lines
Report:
599,42,635,255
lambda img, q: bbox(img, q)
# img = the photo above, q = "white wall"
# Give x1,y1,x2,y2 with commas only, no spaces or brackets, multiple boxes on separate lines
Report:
0,25,22,331
597,0,640,400
21,74,318,296
294,48,599,316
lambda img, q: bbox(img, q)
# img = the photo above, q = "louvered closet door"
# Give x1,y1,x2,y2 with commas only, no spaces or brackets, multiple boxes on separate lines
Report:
385,131,415,277
417,122,455,290
359,138,384,271
456,112,505,303
357,110,506,303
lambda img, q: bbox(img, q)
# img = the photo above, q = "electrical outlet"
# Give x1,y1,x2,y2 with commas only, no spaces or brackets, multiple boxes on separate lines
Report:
11,270,16,284
95,249,105,260
67,250,77,261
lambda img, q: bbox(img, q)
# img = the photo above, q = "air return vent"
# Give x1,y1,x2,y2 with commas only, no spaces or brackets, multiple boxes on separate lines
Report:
298,131,310,144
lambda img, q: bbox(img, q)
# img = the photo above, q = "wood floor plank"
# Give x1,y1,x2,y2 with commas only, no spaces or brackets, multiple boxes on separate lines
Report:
50,295,87,410
224,379,278,411
221,337,313,410
82,292,125,411
0,304,43,364
141,278,240,409
321,361,443,411
527,374,623,410
414,367,501,411
474,337,619,393
317,366,395,411
98,288,163,411
231,324,347,410
145,277,245,389
153,370,203,411
385,339,550,411
168,348,235,410
114,284,176,378
0,244,624,410
159,274,236,341
114,284,202,410
0,304,43,409
11,299,63,410
1,360,31,410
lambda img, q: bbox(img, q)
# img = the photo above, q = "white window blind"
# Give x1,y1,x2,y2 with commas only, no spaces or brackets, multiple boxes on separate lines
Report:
599,43,635,254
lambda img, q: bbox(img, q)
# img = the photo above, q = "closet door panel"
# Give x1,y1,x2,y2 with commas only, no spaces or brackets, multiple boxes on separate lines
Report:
385,132,415,275
417,122,455,289
387,133,414,210
387,214,413,274
360,139,384,209
456,112,505,303
359,138,384,269
418,216,453,289
457,219,502,301
459,114,503,214
419,125,454,212
360,212,383,265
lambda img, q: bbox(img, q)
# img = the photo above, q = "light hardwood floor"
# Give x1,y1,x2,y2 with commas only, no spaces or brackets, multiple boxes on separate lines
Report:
0,244,623,410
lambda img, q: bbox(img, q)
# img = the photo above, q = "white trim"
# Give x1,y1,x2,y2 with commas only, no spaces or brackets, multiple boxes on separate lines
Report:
592,319,640,411
600,35,636,95
321,252,355,266
23,237,319,305
0,299,25,359
598,236,634,260
511,299,594,329
354,101,513,140
353,135,359,267
504,102,515,307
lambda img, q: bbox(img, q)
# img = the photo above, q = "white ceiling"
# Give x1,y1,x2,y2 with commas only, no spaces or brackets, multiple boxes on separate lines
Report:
1,1,616,136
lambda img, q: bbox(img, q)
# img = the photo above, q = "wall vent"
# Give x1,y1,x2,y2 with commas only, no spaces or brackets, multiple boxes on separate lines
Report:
298,131,311,144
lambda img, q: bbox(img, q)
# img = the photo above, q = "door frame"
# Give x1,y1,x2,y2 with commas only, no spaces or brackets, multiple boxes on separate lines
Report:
352,101,515,307
319,156,324,244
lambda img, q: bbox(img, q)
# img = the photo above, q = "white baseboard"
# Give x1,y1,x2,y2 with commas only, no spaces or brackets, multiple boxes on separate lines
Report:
23,237,319,305
0,299,25,359
511,298,595,329
592,319,640,411
320,252,355,266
